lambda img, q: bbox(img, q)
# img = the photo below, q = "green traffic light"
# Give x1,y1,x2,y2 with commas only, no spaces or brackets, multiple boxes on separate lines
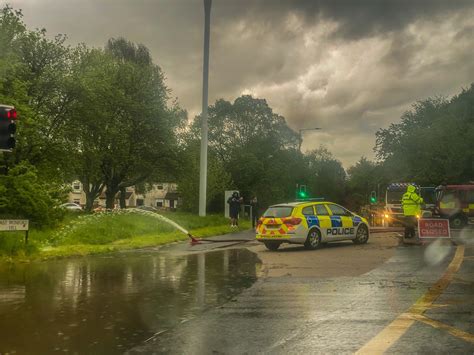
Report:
370,197,377,203
298,191,308,199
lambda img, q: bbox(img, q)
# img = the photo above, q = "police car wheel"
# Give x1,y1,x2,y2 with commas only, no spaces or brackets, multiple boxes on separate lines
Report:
264,242,281,251
304,229,321,250
353,225,369,244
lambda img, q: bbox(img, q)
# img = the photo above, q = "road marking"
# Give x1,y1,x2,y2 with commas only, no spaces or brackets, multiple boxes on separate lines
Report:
409,314,474,344
356,245,465,354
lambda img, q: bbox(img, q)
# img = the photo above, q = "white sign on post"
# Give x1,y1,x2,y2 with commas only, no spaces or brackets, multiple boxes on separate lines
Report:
0,219,29,231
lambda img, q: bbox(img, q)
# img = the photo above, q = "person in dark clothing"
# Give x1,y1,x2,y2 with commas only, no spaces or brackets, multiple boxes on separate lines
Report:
227,191,243,227
250,196,260,229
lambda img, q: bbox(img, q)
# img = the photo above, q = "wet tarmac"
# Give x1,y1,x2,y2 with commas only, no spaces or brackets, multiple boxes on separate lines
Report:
0,229,472,354
0,248,260,354
131,230,474,354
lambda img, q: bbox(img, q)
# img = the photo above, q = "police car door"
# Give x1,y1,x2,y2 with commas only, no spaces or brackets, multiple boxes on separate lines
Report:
314,204,332,241
326,204,356,240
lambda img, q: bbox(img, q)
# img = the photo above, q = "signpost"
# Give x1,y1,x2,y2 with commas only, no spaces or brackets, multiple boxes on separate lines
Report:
0,219,30,244
418,218,450,239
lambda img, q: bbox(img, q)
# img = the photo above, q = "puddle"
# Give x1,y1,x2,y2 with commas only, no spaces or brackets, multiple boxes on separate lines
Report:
0,248,260,354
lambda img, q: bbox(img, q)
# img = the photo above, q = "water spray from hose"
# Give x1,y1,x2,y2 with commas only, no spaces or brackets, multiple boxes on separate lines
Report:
130,208,190,234
129,208,249,245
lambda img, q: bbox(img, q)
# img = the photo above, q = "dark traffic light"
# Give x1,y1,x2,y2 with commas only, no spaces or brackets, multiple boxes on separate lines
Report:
0,105,18,150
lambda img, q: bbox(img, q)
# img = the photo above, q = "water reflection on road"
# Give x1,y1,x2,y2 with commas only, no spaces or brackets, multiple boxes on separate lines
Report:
0,248,260,354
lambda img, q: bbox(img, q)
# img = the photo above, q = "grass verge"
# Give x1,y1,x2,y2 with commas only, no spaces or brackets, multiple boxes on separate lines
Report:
0,210,251,262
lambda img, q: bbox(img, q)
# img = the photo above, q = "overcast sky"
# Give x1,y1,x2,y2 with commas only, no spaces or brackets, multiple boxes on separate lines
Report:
7,0,474,166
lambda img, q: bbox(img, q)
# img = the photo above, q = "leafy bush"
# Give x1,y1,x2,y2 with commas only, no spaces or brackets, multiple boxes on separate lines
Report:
0,162,65,227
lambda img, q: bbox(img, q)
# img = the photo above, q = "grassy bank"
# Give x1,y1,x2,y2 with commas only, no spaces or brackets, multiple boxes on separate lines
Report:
0,210,250,261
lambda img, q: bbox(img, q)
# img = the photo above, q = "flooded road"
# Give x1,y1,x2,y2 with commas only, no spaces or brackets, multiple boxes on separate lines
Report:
133,232,474,354
0,248,260,354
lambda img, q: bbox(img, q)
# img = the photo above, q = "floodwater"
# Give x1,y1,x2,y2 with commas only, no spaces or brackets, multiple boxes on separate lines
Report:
0,248,260,354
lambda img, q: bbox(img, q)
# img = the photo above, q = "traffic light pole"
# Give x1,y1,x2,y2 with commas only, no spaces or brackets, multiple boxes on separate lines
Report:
0,151,7,175
199,0,212,217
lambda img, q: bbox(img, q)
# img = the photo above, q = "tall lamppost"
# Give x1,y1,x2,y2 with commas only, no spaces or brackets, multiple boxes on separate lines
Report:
199,0,212,217
298,127,321,152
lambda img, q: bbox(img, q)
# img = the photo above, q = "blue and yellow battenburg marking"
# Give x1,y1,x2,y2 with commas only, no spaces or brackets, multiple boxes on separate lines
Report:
305,215,361,228
352,216,362,226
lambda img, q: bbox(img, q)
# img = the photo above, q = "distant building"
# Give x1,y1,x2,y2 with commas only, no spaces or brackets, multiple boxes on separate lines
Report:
68,180,86,206
135,183,180,210
98,189,137,208
67,181,179,210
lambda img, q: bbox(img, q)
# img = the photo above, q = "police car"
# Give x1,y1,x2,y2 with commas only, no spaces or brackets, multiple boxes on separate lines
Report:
256,201,369,251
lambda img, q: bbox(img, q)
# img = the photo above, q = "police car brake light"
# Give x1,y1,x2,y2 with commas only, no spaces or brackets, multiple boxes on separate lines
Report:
283,217,302,225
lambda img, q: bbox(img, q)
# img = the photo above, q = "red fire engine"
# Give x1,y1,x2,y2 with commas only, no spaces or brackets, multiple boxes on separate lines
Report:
435,184,474,228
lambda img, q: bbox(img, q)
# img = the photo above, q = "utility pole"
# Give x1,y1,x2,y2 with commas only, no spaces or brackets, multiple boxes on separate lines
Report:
199,0,212,217
298,127,321,152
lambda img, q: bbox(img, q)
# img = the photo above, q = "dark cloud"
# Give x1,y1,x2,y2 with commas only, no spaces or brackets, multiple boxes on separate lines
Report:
9,0,474,166
212,0,474,39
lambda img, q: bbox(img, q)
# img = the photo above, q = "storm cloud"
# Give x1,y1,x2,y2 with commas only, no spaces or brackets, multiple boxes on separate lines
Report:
9,0,474,166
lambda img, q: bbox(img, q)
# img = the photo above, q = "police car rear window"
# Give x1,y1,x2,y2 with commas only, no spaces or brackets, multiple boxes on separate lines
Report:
263,207,293,218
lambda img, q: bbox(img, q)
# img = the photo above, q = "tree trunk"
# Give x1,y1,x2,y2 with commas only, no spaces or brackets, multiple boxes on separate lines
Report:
85,193,95,212
105,188,118,209
119,187,127,209
82,180,104,212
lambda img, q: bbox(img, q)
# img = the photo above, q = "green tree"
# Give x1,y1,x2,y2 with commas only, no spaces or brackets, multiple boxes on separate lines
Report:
0,162,65,227
0,5,76,183
259,148,308,206
375,85,474,184
188,95,301,209
177,142,232,213
346,157,387,209
305,146,346,203
68,39,180,209
192,95,299,159
103,38,179,208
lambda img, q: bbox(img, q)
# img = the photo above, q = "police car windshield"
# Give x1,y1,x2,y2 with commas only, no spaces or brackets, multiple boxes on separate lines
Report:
263,206,293,218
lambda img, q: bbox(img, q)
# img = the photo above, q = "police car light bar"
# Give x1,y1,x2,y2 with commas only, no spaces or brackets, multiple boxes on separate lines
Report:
295,197,325,202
